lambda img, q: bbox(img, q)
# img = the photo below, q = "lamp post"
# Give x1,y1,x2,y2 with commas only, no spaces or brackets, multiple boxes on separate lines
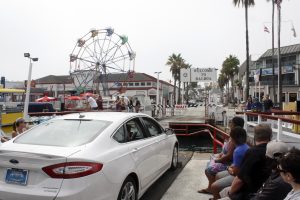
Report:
23,53,38,120
154,72,162,110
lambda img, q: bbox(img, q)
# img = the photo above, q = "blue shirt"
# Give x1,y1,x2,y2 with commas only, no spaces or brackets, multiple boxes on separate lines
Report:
233,143,249,168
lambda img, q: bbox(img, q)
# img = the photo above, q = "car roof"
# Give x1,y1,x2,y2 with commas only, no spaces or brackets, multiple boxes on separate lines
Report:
56,112,149,122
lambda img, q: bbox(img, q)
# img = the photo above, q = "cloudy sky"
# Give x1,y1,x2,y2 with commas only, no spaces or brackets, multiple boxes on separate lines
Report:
0,0,299,82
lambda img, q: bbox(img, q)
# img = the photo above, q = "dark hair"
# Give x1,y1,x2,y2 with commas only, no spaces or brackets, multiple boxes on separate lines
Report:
230,126,247,145
254,124,272,142
12,118,25,132
279,148,300,184
232,117,244,128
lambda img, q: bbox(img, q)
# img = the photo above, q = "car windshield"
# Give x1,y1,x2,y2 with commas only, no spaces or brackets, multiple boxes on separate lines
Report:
14,119,112,147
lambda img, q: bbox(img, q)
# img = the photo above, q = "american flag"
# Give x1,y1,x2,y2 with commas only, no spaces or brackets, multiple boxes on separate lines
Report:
264,26,270,33
276,0,281,10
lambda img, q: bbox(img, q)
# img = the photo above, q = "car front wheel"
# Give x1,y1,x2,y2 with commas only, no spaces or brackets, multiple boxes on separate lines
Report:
118,176,137,200
170,145,178,170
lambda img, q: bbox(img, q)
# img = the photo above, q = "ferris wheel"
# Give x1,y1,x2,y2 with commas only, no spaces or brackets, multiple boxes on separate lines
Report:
69,27,136,95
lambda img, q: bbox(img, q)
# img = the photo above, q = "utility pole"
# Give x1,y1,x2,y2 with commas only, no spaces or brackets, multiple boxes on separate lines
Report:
23,53,38,120
277,0,282,108
272,0,276,103
154,72,162,113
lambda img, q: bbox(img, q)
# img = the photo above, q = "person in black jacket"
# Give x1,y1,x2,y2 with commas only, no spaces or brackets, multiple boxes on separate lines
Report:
249,141,291,200
263,94,273,112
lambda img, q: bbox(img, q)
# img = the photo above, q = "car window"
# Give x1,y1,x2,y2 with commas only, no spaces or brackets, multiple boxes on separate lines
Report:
142,117,163,137
113,125,126,143
14,119,112,147
125,119,145,142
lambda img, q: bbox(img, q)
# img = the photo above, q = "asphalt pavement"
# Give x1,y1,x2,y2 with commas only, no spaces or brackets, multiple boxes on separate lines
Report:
140,151,193,200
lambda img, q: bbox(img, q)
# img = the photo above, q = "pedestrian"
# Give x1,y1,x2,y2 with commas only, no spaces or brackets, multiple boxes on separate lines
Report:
199,117,244,195
263,94,273,112
86,95,98,110
115,96,121,111
96,95,103,110
122,96,129,112
279,148,300,200
210,126,249,200
251,98,263,112
120,96,126,111
128,97,134,112
246,97,253,111
135,97,141,113
249,141,291,200
12,117,27,138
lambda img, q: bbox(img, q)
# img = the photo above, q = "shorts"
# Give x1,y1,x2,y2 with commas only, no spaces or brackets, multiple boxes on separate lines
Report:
205,160,228,176
213,171,234,191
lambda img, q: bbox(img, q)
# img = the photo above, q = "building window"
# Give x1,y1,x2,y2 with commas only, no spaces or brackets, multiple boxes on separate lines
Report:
135,82,140,86
141,82,145,86
289,93,297,102
129,82,134,87
147,82,151,86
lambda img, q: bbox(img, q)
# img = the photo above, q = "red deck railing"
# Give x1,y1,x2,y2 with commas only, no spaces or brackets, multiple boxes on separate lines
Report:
169,123,229,153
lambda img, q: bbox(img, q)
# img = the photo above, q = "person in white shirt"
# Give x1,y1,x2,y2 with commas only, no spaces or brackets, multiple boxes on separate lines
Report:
87,95,98,110
122,96,129,112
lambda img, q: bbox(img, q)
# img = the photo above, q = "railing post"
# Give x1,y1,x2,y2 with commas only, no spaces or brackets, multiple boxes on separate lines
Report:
277,118,282,141
258,114,262,124
213,129,217,154
271,113,275,128
243,113,247,130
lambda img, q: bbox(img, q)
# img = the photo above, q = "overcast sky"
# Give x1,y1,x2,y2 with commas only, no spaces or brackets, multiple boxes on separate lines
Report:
0,0,299,83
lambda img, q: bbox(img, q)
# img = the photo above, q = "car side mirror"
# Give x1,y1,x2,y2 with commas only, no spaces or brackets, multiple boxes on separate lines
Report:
165,128,174,135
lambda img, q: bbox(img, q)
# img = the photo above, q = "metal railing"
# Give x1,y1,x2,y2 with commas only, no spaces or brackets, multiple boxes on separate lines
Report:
236,111,300,141
169,122,229,154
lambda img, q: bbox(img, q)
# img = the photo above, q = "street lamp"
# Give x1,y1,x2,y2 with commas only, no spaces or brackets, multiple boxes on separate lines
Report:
154,72,162,109
23,53,38,120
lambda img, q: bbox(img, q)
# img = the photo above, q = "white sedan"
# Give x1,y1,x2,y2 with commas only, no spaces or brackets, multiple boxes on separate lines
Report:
0,112,178,200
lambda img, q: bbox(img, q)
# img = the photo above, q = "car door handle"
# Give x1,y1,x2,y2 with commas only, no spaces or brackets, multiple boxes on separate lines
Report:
131,148,139,153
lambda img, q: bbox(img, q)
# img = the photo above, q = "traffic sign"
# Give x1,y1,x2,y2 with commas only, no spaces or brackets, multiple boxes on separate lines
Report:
180,68,217,82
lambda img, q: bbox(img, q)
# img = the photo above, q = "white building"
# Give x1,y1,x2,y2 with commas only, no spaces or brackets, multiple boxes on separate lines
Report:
34,72,178,104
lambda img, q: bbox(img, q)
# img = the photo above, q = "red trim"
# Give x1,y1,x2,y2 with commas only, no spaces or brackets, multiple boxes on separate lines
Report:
169,123,229,154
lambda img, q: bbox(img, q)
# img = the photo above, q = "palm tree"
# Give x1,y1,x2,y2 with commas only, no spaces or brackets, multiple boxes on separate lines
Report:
166,54,191,104
233,0,255,100
267,0,276,103
218,74,228,91
166,54,180,105
221,55,240,102
218,73,228,104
